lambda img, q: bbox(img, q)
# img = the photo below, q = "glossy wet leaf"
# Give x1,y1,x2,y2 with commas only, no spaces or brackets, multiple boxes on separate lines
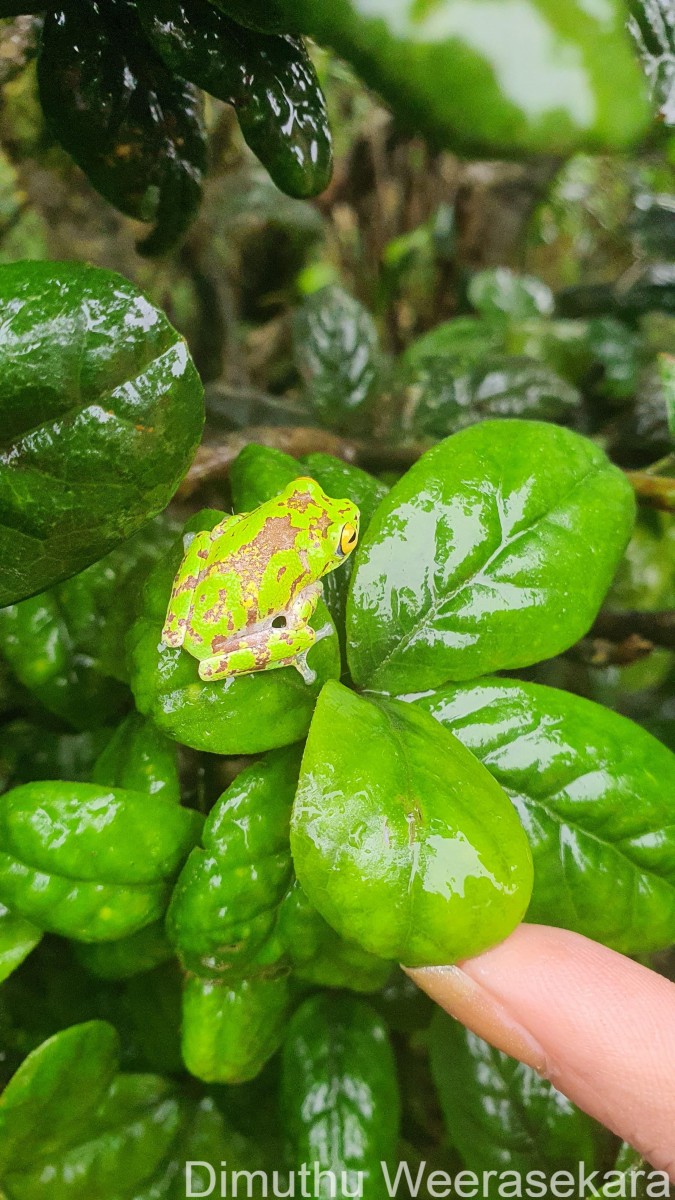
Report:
0,902,41,983
347,421,635,693
291,681,533,966
0,261,203,607
0,1021,120,1176
38,1,207,255
168,746,300,976
4,1073,183,1200
411,677,675,954
0,781,203,942
139,0,332,199
430,1012,607,1172
182,972,291,1083
128,510,340,755
400,355,581,439
281,994,400,1199
92,713,180,804
629,0,675,125
293,285,382,431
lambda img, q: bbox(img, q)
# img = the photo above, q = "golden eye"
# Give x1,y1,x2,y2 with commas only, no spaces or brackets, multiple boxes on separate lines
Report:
339,523,358,556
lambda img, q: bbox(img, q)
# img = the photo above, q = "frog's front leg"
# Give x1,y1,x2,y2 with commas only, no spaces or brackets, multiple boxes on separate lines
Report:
198,583,331,684
161,529,212,648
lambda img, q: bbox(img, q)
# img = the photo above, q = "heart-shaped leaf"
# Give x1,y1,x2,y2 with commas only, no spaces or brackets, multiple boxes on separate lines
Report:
0,262,203,607
291,681,533,966
409,677,675,954
347,421,635,693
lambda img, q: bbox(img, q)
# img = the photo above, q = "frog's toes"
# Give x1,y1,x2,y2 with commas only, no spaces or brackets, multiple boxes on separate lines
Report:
295,652,317,685
314,621,334,645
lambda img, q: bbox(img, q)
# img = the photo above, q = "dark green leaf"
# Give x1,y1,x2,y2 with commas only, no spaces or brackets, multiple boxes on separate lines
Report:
558,264,675,319
229,443,301,512
5,1074,183,1199
0,1021,119,1175
38,0,206,255
128,510,340,755
0,261,203,606
629,0,675,124
0,723,108,793
468,268,554,323
399,355,581,439
430,1011,607,1172
73,920,174,980
281,994,400,1199
92,713,180,805
0,902,41,983
182,972,291,1083
293,285,382,431
347,421,635,693
410,677,675,954
0,781,203,941
139,0,332,199
291,681,533,966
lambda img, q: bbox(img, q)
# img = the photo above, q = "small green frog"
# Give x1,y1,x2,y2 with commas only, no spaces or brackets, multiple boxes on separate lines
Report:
162,477,359,684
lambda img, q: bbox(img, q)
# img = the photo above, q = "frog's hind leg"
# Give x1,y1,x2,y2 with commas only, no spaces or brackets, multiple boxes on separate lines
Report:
161,528,212,648
198,622,318,682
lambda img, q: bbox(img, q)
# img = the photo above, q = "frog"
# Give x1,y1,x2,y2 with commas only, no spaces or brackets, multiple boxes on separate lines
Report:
161,477,360,684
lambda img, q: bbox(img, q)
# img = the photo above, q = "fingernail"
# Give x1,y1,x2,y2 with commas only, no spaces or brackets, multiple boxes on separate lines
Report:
405,964,549,1074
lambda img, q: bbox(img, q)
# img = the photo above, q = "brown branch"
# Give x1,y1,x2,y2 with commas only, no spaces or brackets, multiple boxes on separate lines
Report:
178,428,362,498
565,633,654,668
626,471,675,513
591,610,675,653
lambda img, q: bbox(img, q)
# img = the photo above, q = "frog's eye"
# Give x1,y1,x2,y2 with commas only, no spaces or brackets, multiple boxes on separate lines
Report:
339,523,358,556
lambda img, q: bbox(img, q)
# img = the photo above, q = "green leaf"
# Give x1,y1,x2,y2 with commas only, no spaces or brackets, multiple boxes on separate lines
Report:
660,352,675,439
281,994,400,1199
403,316,504,370
558,264,675,319
0,723,108,793
73,921,174,981
4,1074,183,1200
291,681,533,966
38,1,207,256
409,677,675,954
347,421,635,693
139,0,332,199
0,781,203,942
0,902,41,983
399,355,581,439
128,511,340,755
0,261,203,607
629,0,675,125
182,972,291,1083
229,443,301,512
0,1021,120,1176
167,746,300,977
92,713,180,805
293,285,382,431
468,269,554,323
242,0,651,155
430,1012,607,1172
